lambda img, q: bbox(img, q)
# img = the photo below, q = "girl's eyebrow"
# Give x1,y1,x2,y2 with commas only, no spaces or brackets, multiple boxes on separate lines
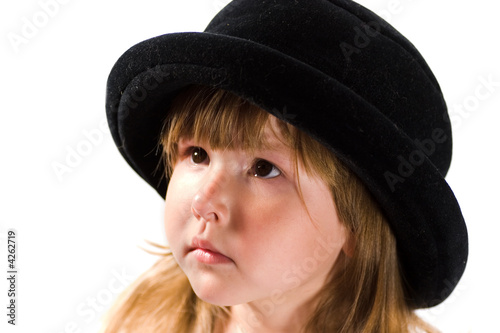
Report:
256,136,293,164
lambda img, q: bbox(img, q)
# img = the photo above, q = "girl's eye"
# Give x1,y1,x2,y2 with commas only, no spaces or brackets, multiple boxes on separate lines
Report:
190,147,208,164
252,159,281,179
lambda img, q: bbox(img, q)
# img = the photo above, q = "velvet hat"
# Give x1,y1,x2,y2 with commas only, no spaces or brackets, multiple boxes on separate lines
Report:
106,0,468,308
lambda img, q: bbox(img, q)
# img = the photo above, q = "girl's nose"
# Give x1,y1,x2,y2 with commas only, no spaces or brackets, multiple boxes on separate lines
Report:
191,168,229,223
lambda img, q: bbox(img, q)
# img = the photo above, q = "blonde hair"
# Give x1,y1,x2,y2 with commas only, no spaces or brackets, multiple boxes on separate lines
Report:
101,86,438,333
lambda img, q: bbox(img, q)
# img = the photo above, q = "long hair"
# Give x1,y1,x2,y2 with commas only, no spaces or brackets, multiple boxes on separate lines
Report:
101,85,438,333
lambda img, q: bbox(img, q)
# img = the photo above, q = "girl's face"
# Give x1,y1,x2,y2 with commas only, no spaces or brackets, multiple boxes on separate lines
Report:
164,118,349,308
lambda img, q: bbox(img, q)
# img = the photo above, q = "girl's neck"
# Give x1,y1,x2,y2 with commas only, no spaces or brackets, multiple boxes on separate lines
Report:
220,296,317,333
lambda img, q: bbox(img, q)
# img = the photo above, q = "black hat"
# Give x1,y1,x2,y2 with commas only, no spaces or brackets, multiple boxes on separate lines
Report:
106,0,468,308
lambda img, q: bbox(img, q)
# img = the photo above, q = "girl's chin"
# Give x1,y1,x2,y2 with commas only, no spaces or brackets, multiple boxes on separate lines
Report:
188,280,233,305
189,281,250,307
193,290,241,307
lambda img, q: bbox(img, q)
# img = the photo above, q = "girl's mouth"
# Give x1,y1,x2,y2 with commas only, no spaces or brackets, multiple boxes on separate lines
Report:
187,237,233,264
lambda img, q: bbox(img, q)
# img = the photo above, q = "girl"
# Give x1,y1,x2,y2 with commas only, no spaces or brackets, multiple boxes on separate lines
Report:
103,0,468,332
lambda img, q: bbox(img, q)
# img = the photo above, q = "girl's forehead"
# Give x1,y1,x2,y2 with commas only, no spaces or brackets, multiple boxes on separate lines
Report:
262,118,292,150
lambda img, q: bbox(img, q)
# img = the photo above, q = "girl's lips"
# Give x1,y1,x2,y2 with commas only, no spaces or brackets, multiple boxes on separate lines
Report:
190,248,233,264
188,237,233,264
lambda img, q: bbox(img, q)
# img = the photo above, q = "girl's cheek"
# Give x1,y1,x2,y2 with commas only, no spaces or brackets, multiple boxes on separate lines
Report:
165,169,195,222
171,164,201,192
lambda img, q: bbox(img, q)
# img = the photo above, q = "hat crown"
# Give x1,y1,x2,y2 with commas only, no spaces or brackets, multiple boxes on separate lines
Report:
206,0,451,176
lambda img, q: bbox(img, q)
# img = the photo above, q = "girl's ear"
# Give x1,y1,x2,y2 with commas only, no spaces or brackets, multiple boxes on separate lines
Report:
342,230,356,258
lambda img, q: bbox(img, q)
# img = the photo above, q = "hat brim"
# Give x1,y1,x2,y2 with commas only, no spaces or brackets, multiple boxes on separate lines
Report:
106,31,467,308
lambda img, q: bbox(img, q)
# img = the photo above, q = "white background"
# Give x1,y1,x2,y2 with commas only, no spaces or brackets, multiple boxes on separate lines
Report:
1,0,498,332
